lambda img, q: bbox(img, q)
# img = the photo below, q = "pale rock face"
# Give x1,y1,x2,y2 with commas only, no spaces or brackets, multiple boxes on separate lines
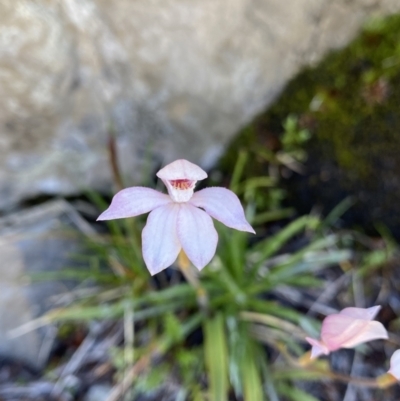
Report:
0,200,95,369
0,0,399,209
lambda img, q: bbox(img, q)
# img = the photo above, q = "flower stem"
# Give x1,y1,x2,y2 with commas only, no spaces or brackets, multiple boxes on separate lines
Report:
305,369,396,388
281,347,398,389
177,250,208,311
107,124,124,191
297,350,313,367
376,373,398,389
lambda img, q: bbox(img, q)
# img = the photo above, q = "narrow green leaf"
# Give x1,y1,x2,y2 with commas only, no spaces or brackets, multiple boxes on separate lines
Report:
238,176,275,195
204,313,229,401
241,339,264,401
320,196,355,229
247,299,318,327
241,343,264,401
253,216,320,267
267,236,343,281
253,208,295,225
45,298,191,323
226,317,244,396
230,150,248,192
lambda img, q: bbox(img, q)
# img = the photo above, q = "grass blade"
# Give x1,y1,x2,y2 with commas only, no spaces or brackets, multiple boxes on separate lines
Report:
241,342,264,401
204,313,229,401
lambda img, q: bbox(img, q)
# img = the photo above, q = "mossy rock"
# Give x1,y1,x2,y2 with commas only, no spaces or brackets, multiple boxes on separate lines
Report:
221,14,400,237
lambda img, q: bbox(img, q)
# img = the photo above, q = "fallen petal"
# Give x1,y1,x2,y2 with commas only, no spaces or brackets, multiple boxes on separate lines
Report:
142,204,181,275
388,350,400,380
177,204,218,270
97,187,172,220
340,306,381,321
305,337,330,359
321,314,388,351
190,187,255,233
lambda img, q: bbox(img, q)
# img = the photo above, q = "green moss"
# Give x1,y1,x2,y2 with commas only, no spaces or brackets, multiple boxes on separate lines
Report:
221,14,400,235
269,15,400,173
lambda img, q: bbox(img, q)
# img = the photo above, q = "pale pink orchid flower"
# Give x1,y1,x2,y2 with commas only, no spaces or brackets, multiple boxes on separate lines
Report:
388,350,400,381
97,159,255,275
305,306,388,359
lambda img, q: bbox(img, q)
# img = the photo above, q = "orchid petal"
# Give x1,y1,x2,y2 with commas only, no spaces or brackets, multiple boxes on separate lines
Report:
177,204,218,270
142,204,181,275
97,187,172,221
157,159,207,181
389,350,400,380
190,187,255,233
340,306,381,321
321,314,388,351
305,337,330,359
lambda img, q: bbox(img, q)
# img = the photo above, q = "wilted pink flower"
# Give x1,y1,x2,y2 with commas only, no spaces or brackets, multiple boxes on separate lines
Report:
98,159,255,275
388,350,400,381
305,306,388,359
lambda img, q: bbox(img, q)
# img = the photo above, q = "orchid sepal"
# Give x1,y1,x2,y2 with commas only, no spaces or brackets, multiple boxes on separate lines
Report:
305,306,388,360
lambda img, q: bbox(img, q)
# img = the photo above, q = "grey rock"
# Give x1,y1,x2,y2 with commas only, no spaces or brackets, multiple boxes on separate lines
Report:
85,385,112,401
0,0,400,208
0,200,95,369
0,381,72,401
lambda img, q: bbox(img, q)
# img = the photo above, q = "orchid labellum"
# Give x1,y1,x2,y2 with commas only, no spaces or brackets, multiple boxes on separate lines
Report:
305,306,388,359
98,159,255,275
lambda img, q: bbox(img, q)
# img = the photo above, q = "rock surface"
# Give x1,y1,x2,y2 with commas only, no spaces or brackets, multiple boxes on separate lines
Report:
85,385,112,401
0,200,94,369
1,0,400,209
